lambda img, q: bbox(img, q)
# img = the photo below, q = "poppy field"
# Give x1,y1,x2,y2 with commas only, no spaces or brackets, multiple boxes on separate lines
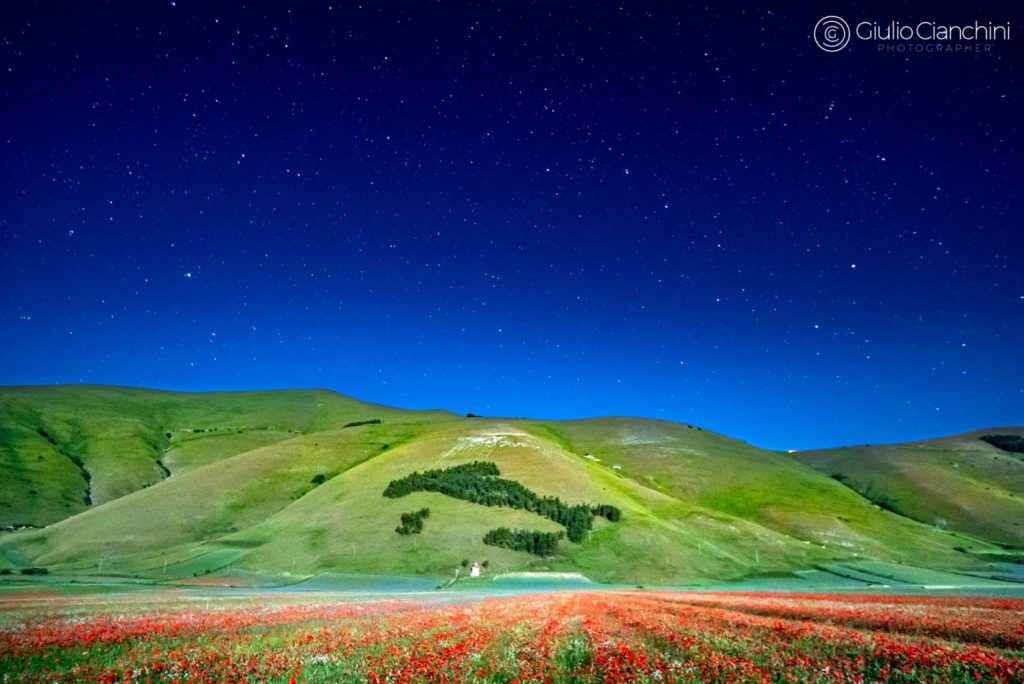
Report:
1,589,1022,683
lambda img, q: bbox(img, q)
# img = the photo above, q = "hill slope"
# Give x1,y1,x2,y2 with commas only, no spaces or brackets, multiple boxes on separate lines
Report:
794,429,1024,547
0,385,450,528
0,385,1020,585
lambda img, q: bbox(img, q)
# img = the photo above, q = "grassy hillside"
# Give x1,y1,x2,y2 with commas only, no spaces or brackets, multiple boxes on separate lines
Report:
0,385,450,528
794,429,1024,547
0,386,1018,586
222,421,830,584
543,419,986,568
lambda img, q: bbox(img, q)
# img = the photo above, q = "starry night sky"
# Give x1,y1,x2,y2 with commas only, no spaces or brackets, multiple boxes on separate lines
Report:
1,2,1021,450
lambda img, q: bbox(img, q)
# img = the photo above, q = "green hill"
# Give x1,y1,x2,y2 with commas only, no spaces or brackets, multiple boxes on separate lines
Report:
0,385,1020,586
794,429,1024,547
0,385,450,528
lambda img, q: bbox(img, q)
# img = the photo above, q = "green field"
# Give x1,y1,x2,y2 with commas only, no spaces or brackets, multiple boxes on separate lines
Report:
1,385,1022,589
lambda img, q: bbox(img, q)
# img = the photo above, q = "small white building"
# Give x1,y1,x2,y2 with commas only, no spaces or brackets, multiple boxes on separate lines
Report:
470,562,481,577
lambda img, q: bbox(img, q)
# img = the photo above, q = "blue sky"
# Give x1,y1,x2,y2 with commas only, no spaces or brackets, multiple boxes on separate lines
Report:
2,2,1021,449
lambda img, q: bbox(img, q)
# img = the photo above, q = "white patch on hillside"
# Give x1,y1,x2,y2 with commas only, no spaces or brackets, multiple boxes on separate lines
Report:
615,427,711,457
438,431,532,460
617,426,675,445
814,530,861,549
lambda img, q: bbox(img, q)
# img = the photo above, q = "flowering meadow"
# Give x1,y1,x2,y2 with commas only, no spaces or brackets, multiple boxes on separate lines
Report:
1,589,1022,683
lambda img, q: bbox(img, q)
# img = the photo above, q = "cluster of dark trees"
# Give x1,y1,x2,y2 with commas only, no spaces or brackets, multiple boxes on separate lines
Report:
981,434,1024,454
483,528,563,556
383,460,621,543
395,507,430,535
342,418,382,429
592,504,622,522
36,428,58,445
383,461,499,499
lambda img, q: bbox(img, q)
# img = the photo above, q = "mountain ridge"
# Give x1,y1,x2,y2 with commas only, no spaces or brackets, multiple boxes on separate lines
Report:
1,384,1021,586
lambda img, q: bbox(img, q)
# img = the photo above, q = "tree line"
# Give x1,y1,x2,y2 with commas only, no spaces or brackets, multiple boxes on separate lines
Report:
483,528,563,556
342,418,382,429
981,434,1024,453
383,460,621,543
